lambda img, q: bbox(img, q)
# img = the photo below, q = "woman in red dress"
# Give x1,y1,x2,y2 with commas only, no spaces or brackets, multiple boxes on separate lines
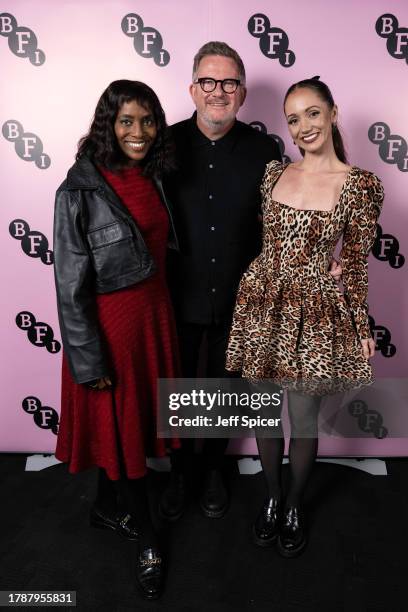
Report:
53,80,179,599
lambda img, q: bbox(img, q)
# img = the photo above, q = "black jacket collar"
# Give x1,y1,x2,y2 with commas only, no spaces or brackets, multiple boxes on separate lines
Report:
65,154,102,190
63,152,177,249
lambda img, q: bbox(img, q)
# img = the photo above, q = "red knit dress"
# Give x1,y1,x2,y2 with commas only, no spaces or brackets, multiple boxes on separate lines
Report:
55,166,180,480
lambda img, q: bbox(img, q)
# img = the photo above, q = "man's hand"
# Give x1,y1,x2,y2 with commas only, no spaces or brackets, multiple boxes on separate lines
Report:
361,338,375,360
329,258,342,282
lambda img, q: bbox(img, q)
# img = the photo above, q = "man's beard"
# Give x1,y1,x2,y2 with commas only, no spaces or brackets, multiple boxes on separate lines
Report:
200,108,236,129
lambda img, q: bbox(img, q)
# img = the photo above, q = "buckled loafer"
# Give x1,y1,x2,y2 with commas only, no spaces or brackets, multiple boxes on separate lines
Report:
159,471,187,522
116,513,139,541
136,546,164,600
89,506,139,541
253,497,280,547
199,469,229,518
277,506,307,557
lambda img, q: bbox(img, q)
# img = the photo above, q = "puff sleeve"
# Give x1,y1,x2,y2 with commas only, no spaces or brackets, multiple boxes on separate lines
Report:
340,171,384,340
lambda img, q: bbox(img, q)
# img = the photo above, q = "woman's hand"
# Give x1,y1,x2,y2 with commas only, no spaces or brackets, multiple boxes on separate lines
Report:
360,338,375,360
88,377,113,390
329,258,342,282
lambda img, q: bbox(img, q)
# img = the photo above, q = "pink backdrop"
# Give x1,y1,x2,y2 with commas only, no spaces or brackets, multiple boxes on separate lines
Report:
1,0,407,455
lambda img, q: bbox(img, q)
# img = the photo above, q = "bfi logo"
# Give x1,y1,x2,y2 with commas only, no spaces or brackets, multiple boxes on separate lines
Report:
375,14,408,64
348,400,388,439
2,120,51,169
9,219,53,265
368,122,408,172
372,224,405,269
121,13,170,66
248,14,295,67
22,396,59,435
250,121,292,163
16,311,61,354
0,13,45,66
369,315,396,358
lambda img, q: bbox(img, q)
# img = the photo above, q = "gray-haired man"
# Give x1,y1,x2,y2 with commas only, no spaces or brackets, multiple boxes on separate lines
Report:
160,41,281,521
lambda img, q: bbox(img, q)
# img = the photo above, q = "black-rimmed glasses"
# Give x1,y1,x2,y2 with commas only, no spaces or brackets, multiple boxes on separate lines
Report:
193,78,241,93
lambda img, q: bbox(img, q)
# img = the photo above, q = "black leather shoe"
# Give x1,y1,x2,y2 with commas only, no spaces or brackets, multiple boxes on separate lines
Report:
159,471,186,522
253,497,280,547
136,546,164,600
277,506,307,557
89,506,139,541
199,469,229,518
116,513,139,541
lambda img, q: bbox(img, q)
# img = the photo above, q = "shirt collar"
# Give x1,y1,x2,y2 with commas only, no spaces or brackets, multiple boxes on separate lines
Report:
189,112,241,152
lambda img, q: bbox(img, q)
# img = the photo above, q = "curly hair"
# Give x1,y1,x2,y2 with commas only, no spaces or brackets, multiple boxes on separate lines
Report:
77,80,174,177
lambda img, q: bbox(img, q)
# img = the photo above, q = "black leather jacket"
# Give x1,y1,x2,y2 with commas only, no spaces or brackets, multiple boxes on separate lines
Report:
53,155,178,384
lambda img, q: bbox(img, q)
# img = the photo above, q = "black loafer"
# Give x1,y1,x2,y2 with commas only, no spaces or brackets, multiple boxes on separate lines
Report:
89,506,139,541
136,547,164,600
116,513,139,541
253,497,280,547
159,471,187,522
277,506,307,557
199,469,229,518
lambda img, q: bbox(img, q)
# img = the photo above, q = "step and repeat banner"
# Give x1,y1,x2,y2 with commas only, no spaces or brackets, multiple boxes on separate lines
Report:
1,0,407,455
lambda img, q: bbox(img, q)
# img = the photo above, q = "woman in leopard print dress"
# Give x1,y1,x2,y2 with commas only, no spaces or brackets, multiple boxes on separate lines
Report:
226,77,384,557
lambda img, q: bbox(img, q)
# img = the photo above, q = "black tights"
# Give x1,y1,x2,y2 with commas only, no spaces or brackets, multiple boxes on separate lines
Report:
95,468,156,548
255,388,322,507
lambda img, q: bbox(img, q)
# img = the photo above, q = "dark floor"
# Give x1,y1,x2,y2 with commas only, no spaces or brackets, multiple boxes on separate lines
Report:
0,454,406,612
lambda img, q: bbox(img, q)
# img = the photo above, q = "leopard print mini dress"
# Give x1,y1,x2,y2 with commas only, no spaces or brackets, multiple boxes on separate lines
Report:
225,160,384,395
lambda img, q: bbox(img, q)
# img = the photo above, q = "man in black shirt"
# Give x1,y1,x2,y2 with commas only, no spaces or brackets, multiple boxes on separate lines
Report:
160,41,281,521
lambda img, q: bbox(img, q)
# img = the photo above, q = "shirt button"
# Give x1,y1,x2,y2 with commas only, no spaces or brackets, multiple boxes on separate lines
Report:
209,163,214,169
209,194,213,200
211,141,216,146
211,257,216,263
211,226,215,231
211,288,216,293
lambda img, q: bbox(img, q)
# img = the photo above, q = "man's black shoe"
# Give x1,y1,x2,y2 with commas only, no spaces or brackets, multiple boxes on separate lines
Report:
199,468,229,518
159,471,186,522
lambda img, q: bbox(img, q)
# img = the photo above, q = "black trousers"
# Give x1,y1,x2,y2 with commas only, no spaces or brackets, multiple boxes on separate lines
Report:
170,320,235,471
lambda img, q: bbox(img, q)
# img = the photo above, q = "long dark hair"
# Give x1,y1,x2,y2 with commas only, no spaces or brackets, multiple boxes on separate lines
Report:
77,80,174,177
284,77,347,164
